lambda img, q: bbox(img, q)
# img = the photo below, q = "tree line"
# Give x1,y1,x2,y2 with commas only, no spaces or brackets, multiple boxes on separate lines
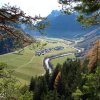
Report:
0,50,100,99
29,58,100,100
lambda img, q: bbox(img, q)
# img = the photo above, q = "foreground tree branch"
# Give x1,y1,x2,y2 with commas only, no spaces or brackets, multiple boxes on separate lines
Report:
58,0,100,26
0,4,48,53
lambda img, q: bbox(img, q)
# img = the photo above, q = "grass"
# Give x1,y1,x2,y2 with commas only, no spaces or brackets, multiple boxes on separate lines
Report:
51,54,75,67
0,38,75,84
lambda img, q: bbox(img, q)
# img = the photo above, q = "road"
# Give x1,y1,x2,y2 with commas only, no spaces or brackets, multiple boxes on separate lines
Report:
44,52,74,73
44,48,81,73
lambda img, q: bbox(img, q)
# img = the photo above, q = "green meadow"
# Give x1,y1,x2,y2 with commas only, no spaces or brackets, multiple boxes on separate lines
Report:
0,38,75,84
51,54,75,67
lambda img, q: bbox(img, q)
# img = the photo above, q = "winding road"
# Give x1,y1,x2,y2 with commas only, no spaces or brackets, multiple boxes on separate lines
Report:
44,48,81,73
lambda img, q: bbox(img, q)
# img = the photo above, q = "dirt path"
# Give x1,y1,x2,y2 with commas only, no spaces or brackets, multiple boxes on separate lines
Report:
16,55,35,69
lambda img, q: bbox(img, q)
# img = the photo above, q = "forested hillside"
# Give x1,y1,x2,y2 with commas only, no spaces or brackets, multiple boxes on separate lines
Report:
0,4,46,54
76,27,100,48
0,28,34,54
0,41,100,99
28,40,100,100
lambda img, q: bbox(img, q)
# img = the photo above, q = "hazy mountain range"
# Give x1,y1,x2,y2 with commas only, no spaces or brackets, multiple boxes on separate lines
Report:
25,10,99,39
0,10,99,54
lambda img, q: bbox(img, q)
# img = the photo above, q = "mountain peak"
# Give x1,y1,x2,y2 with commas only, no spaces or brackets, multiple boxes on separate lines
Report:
47,10,60,19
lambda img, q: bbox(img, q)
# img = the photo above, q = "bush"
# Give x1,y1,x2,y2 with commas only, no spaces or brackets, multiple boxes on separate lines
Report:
0,62,8,70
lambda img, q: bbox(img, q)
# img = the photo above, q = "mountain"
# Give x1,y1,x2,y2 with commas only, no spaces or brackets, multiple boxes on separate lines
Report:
18,10,100,50
47,10,60,19
29,10,99,39
76,27,100,48
0,26,33,54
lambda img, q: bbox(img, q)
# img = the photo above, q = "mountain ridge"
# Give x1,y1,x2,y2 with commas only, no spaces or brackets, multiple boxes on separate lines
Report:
76,27,100,48
27,10,99,39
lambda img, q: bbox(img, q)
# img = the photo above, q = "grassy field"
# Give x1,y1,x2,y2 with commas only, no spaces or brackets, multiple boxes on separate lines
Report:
0,38,75,84
51,54,75,67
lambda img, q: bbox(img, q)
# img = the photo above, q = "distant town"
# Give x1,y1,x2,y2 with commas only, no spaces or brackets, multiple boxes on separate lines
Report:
35,46,64,56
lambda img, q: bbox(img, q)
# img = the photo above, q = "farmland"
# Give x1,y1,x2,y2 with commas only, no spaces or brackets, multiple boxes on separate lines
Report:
0,37,75,84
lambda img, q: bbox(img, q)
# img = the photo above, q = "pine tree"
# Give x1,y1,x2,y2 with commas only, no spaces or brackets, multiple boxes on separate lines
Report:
61,60,81,98
44,70,50,87
33,76,48,100
43,90,61,100
29,76,36,92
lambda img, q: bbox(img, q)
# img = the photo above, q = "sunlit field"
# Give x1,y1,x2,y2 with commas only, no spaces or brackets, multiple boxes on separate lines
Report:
51,54,75,67
0,38,75,84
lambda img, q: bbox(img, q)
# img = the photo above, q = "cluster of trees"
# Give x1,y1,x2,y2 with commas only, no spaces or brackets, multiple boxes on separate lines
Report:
0,56,100,99
29,58,100,100
87,40,100,72
0,62,33,100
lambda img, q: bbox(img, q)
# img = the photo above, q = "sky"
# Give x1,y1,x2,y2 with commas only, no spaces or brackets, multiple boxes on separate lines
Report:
0,0,61,17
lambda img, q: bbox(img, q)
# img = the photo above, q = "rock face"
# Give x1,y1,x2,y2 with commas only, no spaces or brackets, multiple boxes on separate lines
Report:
87,40,100,72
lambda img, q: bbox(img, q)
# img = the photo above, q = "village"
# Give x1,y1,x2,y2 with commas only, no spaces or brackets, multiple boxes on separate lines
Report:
35,46,64,56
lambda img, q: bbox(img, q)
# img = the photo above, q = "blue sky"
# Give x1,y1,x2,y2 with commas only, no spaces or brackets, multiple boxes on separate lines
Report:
0,0,61,17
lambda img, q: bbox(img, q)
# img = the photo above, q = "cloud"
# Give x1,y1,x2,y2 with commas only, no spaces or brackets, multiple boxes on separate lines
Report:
0,0,61,17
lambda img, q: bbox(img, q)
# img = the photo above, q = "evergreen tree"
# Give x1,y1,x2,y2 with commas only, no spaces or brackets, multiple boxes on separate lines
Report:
60,60,81,99
29,76,36,92
33,76,48,100
43,90,61,100
79,65,100,99
44,70,50,87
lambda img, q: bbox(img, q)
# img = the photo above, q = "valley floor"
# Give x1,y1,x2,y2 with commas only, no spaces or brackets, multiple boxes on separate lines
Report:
0,37,76,84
